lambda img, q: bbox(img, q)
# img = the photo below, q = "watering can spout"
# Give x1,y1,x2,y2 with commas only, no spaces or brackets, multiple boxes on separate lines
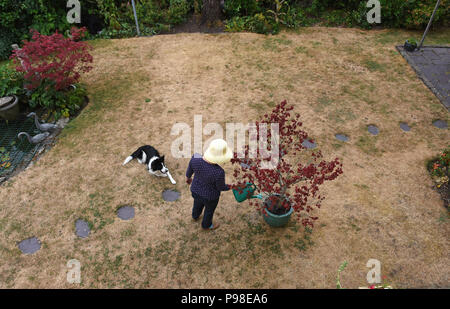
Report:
232,183,263,203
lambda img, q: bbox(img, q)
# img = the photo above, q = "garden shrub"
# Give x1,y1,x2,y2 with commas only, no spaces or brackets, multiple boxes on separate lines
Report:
10,28,93,118
313,0,450,29
428,147,450,183
29,81,87,119
0,63,25,98
223,0,448,32
225,14,279,34
94,0,192,36
0,29,17,61
231,100,343,227
132,0,192,29
1,0,448,56
223,0,262,17
404,0,450,29
0,0,72,60
281,5,315,28
427,147,449,208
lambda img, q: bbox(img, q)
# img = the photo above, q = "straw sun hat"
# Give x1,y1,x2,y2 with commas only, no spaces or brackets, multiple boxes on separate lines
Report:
203,139,233,165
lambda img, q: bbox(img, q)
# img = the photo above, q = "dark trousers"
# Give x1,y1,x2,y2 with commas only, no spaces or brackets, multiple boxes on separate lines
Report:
191,192,219,229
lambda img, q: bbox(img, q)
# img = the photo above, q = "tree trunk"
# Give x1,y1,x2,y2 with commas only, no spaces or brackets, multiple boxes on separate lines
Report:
201,0,222,25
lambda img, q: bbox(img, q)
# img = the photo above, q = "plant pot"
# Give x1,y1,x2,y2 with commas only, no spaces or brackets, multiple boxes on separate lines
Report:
262,194,294,227
0,95,20,121
404,40,417,52
263,206,294,227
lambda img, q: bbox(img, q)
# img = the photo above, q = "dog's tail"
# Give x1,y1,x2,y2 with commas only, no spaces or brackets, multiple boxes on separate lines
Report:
122,155,133,166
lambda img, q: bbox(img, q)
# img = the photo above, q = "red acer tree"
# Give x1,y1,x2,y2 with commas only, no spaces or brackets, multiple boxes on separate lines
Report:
231,100,343,228
11,27,93,91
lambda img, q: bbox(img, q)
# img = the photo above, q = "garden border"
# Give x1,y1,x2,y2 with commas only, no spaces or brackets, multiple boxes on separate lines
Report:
0,96,89,186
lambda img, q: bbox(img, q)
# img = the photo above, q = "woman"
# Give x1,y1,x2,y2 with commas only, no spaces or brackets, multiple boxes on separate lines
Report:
186,139,233,230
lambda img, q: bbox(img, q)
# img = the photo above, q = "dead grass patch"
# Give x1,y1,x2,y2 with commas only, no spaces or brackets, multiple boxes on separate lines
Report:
0,28,449,288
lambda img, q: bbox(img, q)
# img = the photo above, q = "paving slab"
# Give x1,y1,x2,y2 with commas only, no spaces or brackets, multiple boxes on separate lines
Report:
397,46,450,110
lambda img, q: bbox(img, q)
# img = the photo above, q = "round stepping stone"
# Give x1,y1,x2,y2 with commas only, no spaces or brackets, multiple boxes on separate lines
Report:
367,125,379,135
432,120,448,129
240,159,252,169
117,206,135,220
75,219,90,238
302,140,317,149
240,162,251,169
335,134,349,142
162,190,181,202
400,122,411,132
18,237,41,254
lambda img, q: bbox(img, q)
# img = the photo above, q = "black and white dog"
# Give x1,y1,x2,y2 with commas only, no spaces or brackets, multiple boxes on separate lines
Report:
123,145,176,184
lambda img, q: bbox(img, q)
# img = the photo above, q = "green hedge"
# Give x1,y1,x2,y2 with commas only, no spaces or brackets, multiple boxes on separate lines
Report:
1,0,449,59
0,0,72,60
223,0,449,32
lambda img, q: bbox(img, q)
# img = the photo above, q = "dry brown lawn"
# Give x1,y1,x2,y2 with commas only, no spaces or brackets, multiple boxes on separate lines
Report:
0,27,449,288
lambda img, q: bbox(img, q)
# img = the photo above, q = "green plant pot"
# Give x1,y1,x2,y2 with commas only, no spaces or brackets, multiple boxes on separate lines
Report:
0,95,20,121
262,206,294,227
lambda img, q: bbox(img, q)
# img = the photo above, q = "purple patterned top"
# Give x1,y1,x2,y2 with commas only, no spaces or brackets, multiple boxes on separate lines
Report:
186,154,230,201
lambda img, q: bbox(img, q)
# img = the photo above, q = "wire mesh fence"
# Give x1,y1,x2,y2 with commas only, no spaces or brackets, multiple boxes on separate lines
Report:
0,115,42,178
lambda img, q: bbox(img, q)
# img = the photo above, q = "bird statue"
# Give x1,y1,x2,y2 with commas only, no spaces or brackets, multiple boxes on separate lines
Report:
27,112,58,132
17,132,50,144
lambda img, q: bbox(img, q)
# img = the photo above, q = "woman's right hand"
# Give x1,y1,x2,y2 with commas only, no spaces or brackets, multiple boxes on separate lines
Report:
186,177,192,185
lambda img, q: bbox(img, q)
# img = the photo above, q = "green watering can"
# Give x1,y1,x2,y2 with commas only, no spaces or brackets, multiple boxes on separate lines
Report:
232,183,263,203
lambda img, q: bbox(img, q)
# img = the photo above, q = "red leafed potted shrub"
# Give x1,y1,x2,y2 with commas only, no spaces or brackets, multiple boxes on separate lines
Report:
231,100,343,228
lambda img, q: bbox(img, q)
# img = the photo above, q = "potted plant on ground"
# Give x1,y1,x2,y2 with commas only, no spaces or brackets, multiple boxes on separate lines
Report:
404,38,418,52
231,100,343,228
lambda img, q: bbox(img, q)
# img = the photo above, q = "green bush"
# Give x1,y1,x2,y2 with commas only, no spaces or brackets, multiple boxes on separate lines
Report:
0,29,17,61
225,13,279,35
97,0,192,34
224,0,261,17
1,0,448,53
0,63,25,98
323,0,450,29
0,0,72,60
428,147,450,178
0,0,195,56
281,6,315,28
0,63,87,119
29,82,87,119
